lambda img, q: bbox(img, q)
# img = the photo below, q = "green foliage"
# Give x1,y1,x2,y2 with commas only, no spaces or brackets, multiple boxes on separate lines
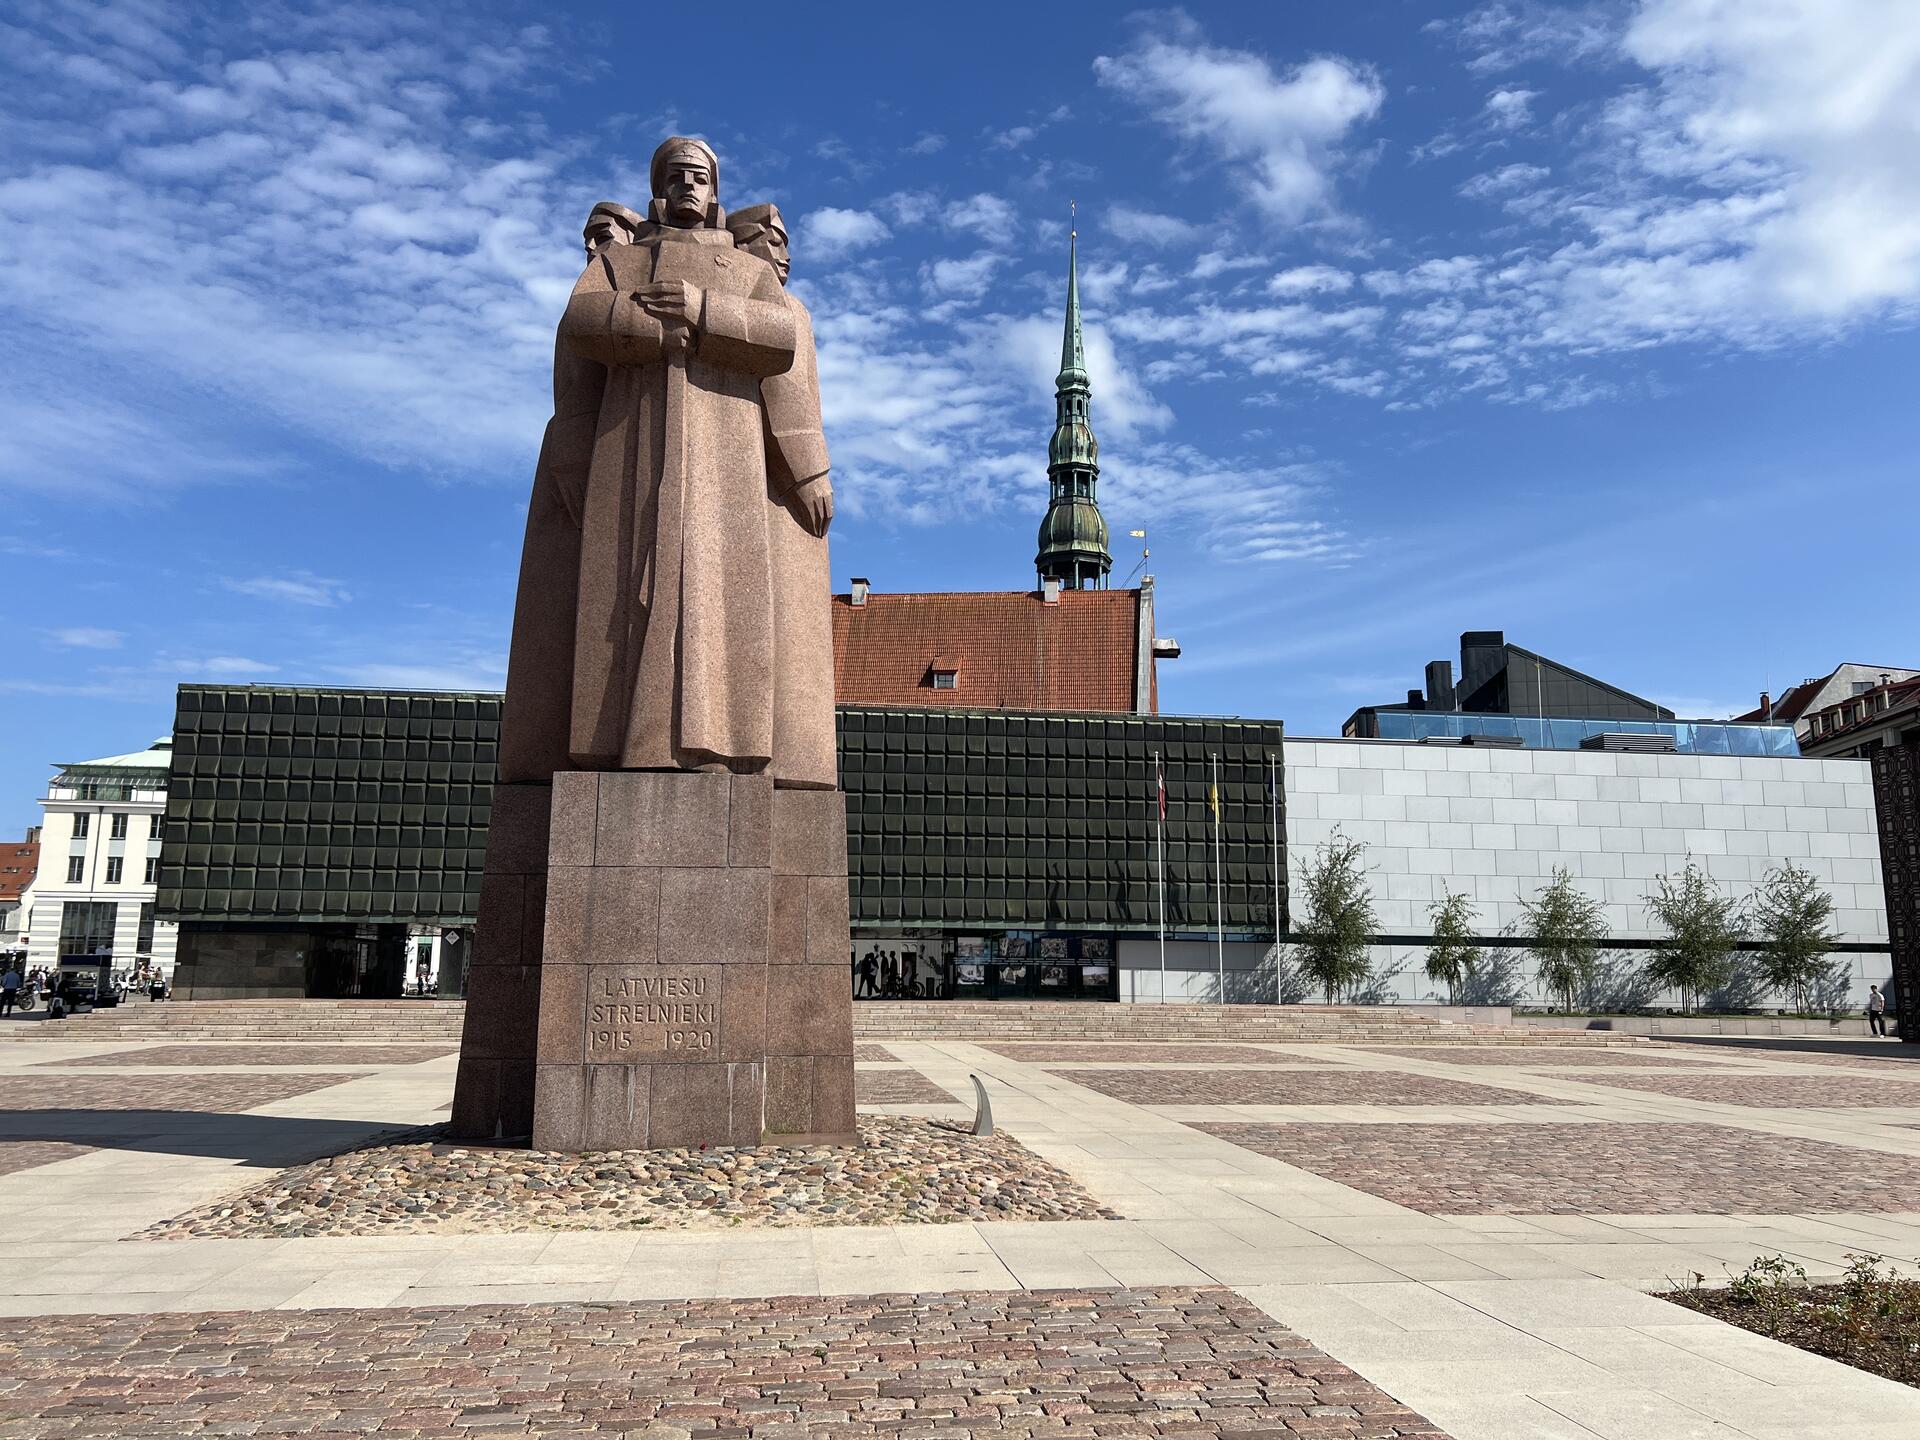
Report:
1424,889,1483,1005
1668,1252,1920,1389
1459,949,1529,1007
1750,861,1843,1015
1518,867,1610,1013
1289,828,1376,1004
1643,858,1746,1014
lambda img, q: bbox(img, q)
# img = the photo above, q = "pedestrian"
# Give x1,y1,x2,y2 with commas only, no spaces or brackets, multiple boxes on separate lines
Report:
0,965,18,1017
856,952,877,998
1867,984,1889,1038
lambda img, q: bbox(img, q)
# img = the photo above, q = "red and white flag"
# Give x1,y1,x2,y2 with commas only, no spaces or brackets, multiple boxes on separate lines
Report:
1156,757,1167,823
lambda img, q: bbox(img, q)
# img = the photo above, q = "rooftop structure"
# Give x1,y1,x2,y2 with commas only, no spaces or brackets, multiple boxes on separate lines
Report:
1035,224,1111,591
830,579,1173,714
1739,663,1920,741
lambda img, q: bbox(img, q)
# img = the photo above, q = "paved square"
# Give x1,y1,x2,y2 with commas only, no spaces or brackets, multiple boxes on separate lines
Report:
853,1044,899,1061
52,1043,456,1068
0,1287,1450,1438
1358,1045,1719,1068
1197,1120,1920,1214
10,1073,352,1112
853,1069,957,1104
1057,1067,1570,1107
0,1140,96,1177
1578,1073,1920,1108
985,1042,1315,1064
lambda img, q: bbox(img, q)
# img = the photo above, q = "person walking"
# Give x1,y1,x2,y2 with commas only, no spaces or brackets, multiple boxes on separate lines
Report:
0,966,19,1017
1867,984,1889,1038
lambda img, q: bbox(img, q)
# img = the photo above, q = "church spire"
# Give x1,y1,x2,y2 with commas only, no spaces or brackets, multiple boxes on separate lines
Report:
1036,207,1112,591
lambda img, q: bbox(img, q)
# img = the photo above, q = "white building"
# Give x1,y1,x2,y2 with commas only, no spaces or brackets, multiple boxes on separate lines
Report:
22,739,178,981
1284,738,1889,1010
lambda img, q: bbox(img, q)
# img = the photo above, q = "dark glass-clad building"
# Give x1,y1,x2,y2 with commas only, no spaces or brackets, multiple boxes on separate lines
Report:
160,686,1286,1001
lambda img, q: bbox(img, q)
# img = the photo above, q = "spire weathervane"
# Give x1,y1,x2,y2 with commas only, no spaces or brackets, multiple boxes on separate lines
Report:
1035,215,1111,592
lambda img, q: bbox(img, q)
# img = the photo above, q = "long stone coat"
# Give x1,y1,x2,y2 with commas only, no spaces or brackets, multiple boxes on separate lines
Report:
560,228,799,774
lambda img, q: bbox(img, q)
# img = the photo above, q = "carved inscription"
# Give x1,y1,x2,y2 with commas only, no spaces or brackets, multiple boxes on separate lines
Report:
586,966,720,1061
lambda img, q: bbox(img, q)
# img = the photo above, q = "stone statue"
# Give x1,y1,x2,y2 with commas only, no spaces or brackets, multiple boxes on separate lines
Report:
462,141,854,1152
726,202,837,790
498,200,643,782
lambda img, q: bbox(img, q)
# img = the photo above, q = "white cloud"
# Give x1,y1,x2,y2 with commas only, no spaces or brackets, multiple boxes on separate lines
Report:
1481,87,1538,130
224,572,351,607
922,252,1004,296
1268,265,1354,297
1094,13,1384,223
1432,2,1620,75
904,133,946,155
184,655,280,677
800,206,892,257
47,627,125,650
941,192,1018,234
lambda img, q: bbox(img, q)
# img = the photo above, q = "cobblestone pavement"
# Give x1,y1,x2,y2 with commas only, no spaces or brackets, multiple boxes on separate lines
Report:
1576,1073,1920,1108
1197,1120,1920,1214
53,1044,457,1068
1057,1067,1571,1107
0,1140,97,1177
1358,1046,1720,1068
854,1069,959,1104
0,1286,1449,1439
142,1117,1117,1237
853,1044,899,1061
1666,1047,1920,1071
9,1073,360,1112
985,1042,1329,1064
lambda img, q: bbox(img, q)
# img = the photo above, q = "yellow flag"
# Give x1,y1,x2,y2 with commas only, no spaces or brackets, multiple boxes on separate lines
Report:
1209,782,1219,820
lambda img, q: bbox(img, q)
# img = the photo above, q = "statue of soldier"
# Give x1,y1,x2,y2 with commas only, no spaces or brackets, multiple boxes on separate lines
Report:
726,202,836,789
498,201,644,782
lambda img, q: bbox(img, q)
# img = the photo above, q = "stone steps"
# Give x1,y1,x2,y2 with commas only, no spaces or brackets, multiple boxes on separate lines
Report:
0,1000,466,1043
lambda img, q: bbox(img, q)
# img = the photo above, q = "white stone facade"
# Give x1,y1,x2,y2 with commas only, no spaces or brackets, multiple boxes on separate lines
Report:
1283,739,1889,1010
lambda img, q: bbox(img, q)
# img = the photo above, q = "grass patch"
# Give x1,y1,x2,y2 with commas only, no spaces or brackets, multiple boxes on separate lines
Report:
1661,1253,1920,1389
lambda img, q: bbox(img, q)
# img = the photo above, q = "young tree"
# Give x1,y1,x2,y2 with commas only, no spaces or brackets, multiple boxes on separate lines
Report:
1424,889,1483,1005
1750,861,1842,1015
1518,868,1610,1013
1643,858,1745,1015
1289,828,1376,1004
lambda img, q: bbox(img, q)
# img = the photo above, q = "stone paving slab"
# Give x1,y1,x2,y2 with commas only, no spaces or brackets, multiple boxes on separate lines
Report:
1579,1074,1920,1108
853,1044,898,1061
1357,1046,1723,1069
1197,1120,1920,1215
46,1043,458,1068
7,1074,354,1112
0,1285,1451,1439
987,1042,1336,1064
0,1140,96,1178
1059,1068,1574,1107
853,1069,957,1104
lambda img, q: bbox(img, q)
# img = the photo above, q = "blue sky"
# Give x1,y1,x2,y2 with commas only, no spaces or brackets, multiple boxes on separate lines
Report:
3,0,1918,833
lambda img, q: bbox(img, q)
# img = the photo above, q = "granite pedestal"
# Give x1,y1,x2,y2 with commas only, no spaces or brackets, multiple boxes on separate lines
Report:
506,770,853,1151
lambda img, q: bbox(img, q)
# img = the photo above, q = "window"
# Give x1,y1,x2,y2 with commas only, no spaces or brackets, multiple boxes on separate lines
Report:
932,672,958,690
136,903,155,956
143,857,158,885
105,857,123,884
152,816,166,843
72,813,90,839
57,901,116,960
110,813,128,840
65,856,84,883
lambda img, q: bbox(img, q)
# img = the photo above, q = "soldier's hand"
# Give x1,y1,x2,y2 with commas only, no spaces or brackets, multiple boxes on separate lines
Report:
634,280,697,319
792,476,833,536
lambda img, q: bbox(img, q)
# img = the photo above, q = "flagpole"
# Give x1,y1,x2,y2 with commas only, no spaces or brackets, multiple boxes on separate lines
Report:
1213,752,1224,1004
1270,752,1282,993
1154,750,1166,1004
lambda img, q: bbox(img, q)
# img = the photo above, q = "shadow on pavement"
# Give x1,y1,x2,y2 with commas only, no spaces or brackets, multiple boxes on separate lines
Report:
1662,1035,1916,1062
0,1110,424,1168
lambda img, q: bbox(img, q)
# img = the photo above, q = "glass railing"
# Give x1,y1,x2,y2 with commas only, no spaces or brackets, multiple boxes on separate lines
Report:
1367,712,1801,756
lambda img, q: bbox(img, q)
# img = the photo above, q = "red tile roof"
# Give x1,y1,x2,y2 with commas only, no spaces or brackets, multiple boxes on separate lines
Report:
0,842,38,904
831,589,1144,713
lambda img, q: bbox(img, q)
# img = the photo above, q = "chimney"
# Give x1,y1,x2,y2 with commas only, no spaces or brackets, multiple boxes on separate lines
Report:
850,577,869,607
1758,690,1771,720
1406,689,1426,709
1459,630,1506,698
1424,659,1456,712
1042,577,1061,604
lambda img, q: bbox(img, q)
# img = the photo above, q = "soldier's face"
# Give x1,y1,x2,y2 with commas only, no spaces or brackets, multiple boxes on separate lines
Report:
583,217,629,256
745,226,791,283
662,161,713,226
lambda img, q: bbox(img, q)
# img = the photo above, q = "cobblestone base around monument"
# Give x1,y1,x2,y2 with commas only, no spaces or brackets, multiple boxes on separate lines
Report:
140,1117,1116,1238
1198,1120,1920,1214
0,1287,1450,1439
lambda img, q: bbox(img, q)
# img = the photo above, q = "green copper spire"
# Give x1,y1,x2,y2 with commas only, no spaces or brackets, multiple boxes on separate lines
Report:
1036,208,1112,591
1059,219,1088,386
